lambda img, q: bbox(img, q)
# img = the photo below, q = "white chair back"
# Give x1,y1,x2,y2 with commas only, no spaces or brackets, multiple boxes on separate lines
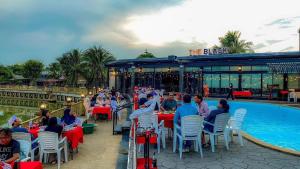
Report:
38,131,59,151
138,113,153,129
231,108,247,129
181,115,203,138
209,106,217,112
12,132,31,160
213,113,230,133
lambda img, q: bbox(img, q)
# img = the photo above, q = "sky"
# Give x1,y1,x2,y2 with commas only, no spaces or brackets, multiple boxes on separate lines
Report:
0,0,300,65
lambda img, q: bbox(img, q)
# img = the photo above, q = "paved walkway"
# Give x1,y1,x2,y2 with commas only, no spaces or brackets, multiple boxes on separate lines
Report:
156,137,300,169
45,121,122,169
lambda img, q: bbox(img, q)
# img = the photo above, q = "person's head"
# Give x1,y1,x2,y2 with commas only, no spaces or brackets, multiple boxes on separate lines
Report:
12,118,22,127
63,108,71,117
48,117,58,127
183,94,192,104
168,93,175,100
147,93,153,100
218,99,230,112
194,95,203,104
41,109,50,118
0,128,12,145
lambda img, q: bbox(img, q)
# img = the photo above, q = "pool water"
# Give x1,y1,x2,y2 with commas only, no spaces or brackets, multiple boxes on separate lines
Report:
206,100,300,152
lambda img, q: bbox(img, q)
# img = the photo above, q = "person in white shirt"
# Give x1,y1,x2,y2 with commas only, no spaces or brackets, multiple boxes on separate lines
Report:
194,95,210,118
129,94,156,120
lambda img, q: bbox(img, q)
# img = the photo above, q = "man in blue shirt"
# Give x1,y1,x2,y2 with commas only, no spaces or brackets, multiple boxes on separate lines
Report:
174,94,198,125
174,94,198,152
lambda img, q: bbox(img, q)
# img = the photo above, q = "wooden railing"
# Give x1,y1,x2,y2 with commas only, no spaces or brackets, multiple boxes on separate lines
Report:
21,101,84,128
0,85,89,95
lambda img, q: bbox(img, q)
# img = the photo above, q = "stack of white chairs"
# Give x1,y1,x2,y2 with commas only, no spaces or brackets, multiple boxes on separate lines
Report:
173,115,204,159
288,89,298,103
203,113,230,152
137,113,166,153
12,132,37,162
226,108,247,146
38,131,68,169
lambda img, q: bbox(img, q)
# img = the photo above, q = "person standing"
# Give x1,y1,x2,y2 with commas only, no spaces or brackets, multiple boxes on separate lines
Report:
226,83,235,100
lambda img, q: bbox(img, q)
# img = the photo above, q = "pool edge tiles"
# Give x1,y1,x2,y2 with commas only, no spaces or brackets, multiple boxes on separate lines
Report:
241,131,300,156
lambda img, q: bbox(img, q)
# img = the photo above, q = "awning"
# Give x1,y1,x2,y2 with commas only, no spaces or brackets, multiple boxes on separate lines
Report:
267,62,300,73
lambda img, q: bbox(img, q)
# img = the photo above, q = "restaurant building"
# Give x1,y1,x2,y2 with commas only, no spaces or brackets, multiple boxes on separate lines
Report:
106,51,300,98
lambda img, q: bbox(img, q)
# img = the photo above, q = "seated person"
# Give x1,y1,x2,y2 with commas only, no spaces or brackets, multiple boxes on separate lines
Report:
204,99,229,132
173,94,199,152
40,109,50,126
61,108,76,126
129,94,157,120
160,93,177,112
0,128,20,163
96,96,105,106
45,117,63,137
194,95,210,118
11,118,28,133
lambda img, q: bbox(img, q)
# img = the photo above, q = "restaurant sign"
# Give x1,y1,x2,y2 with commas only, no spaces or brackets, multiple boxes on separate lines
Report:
189,47,229,56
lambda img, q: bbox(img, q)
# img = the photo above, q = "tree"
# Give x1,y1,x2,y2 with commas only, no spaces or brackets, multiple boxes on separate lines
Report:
217,31,254,54
47,62,61,79
57,49,82,86
22,60,44,81
0,65,13,82
137,50,155,59
7,64,24,75
82,46,116,87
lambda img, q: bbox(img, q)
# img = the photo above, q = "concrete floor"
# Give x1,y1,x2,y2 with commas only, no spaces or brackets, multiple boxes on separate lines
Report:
45,121,122,169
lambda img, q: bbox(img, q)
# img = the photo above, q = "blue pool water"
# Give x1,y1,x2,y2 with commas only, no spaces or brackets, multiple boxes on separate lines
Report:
205,100,300,152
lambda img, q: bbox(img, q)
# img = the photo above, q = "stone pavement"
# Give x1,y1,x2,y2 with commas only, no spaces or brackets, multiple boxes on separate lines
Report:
156,137,300,169
45,121,122,169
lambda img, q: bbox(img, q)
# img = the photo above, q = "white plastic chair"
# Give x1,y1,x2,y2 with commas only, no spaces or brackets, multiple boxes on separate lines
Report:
203,113,230,152
226,108,247,146
173,115,203,159
288,91,297,103
12,132,39,161
137,113,166,153
38,131,68,169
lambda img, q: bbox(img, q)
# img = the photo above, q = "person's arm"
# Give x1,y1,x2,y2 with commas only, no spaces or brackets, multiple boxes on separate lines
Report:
6,153,19,163
205,110,217,122
160,101,166,111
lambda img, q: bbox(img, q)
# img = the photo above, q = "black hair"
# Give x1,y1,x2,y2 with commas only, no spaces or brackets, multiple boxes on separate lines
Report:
183,94,192,103
219,99,230,112
41,109,49,117
195,95,203,101
48,117,58,126
147,93,153,99
0,128,12,136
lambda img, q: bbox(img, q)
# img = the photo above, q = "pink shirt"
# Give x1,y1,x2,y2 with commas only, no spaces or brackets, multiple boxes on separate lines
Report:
198,101,210,118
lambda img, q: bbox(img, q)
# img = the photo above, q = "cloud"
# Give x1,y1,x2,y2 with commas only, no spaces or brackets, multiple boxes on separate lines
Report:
266,40,284,45
253,43,267,50
280,46,295,52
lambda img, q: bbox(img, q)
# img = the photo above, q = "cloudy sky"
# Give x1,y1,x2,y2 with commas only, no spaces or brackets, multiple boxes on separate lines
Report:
0,0,300,65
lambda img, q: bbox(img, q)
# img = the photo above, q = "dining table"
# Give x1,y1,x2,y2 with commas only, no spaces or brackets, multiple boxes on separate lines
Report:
63,126,84,150
157,112,174,129
9,161,43,169
92,106,112,120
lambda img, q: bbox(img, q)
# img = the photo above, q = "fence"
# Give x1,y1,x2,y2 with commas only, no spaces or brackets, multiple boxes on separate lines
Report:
0,85,89,95
21,101,84,128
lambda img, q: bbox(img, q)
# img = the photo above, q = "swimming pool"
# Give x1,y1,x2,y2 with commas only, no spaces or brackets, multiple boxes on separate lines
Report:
206,100,300,152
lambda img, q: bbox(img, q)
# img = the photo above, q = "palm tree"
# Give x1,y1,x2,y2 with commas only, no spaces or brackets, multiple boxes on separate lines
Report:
47,62,61,79
218,31,254,54
82,46,116,87
57,49,82,86
137,50,155,59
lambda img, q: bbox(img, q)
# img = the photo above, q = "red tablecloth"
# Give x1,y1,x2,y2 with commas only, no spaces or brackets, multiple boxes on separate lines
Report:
29,127,40,139
233,91,252,97
10,162,43,169
63,127,84,149
137,158,157,169
92,106,112,120
280,90,289,95
158,113,174,129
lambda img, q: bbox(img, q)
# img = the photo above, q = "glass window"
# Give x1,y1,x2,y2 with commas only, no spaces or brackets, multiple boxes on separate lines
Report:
204,74,212,87
221,74,229,88
252,66,268,71
203,67,211,71
229,74,239,88
288,74,300,89
242,66,251,71
212,66,229,71
252,74,261,89
273,74,283,89
211,74,220,88
185,67,200,72
262,73,272,92
242,74,251,89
